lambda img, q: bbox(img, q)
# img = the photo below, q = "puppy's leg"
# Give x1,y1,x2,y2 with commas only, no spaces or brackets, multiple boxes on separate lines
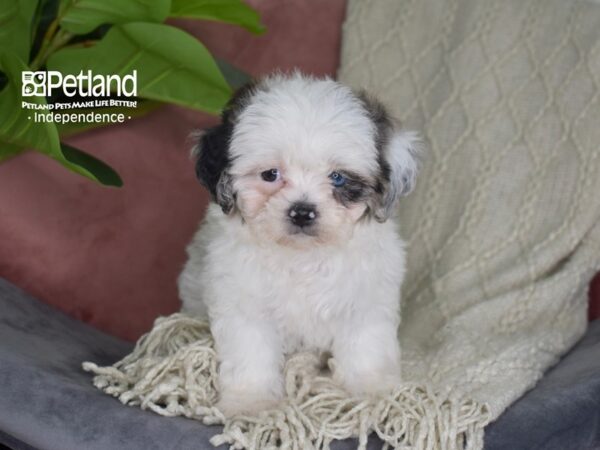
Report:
211,315,284,416
332,316,401,396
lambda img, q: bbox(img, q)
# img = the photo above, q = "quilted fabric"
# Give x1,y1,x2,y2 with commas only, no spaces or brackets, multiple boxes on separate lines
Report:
339,0,600,421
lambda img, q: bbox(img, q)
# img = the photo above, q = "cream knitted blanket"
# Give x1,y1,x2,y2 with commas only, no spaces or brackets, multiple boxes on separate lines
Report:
84,0,600,448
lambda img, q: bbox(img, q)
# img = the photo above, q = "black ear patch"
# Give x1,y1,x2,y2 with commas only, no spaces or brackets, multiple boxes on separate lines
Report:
195,124,232,198
195,123,235,214
194,81,258,214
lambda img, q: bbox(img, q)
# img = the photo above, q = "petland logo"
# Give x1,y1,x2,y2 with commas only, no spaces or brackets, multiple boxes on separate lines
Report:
21,70,139,125
22,70,137,97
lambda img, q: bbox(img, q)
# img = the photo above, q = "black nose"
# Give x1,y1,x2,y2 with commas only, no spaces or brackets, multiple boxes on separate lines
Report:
288,202,317,227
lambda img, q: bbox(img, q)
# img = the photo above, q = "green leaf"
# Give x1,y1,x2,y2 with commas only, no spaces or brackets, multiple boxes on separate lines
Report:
60,143,122,186
215,58,251,90
170,0,265,34
0,53,61,157
56,100,163,137
59,0,171,35
0,0,38,62
48,23,232,114
0,52,122,186
0,144,26,162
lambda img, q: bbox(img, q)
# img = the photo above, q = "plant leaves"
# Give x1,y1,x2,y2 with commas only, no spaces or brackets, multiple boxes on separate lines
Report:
56,100,163,137
30,0,61,60
215,58,251,90
0,52,122,186
60,143,122,186
0,0,38,62
170,0,265,34
0,53,61,157
59,0,171,35
0,143,26,163
48,23,232,114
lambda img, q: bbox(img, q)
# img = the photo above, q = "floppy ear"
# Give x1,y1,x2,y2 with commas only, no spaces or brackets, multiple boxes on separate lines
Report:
357,92,421,222
372,129,421,222
193,124,236,214
193,81,260,215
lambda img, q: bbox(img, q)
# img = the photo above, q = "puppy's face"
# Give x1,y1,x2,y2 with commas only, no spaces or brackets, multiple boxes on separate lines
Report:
195,74,420,248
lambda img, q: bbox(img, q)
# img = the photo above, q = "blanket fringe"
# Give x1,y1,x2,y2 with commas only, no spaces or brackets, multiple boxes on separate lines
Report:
83,314,490,450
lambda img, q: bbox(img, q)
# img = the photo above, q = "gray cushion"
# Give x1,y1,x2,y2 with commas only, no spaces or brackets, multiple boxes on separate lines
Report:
0,278,598,450
0,279,219,450
484,317,600,450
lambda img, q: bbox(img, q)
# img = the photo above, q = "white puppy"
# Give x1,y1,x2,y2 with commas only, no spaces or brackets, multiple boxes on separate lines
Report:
179,72,420,416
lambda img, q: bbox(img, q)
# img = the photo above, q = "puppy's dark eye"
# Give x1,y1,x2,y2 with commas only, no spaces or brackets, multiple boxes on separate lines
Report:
261,168,280,182
329,171,346,187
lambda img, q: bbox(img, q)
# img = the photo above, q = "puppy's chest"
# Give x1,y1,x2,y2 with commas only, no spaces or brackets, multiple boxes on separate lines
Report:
262,258,354,346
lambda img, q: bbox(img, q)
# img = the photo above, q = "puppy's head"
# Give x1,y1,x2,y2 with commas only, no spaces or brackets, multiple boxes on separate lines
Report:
194,73,420,248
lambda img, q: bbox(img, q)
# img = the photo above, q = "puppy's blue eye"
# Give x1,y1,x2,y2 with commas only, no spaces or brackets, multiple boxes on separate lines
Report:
261,168,280,182
329,171,346,187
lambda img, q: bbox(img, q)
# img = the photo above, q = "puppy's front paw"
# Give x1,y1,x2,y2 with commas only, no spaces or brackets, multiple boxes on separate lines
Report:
216,389,283,417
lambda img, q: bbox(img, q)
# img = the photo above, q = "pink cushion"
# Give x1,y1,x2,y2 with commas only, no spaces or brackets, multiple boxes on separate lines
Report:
0,0,346,341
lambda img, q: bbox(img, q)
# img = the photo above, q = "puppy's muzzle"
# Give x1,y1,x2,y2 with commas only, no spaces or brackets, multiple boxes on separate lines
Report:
288,202,318,228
